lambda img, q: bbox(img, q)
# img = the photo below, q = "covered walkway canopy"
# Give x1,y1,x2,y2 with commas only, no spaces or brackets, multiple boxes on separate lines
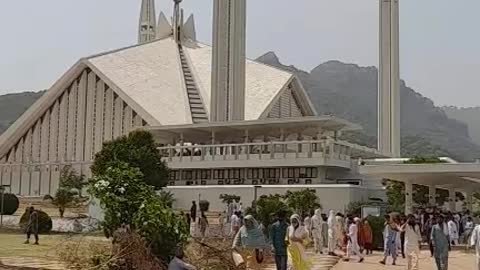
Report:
360,162,480,213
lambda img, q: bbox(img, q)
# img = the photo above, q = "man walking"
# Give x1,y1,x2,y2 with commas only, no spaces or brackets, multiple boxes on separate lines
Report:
24,206,39,245
190,201,197,223
470,222,480,270
344,217,364,263
327,210,337,256
431,215,449,270
270,211,289,270
311,209,324,254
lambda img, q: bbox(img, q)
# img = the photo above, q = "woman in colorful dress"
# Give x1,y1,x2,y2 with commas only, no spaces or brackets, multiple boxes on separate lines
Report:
287,214,312,270
232,215,267,269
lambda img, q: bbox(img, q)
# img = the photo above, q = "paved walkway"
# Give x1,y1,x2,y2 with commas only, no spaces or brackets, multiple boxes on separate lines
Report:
263,251,340,270
332,250,476,270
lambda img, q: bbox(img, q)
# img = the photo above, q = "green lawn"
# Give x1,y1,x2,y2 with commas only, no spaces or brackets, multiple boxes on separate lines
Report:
0,230,109,261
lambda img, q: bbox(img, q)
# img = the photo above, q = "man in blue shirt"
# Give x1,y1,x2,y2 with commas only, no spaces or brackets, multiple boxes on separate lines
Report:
270,210,289,270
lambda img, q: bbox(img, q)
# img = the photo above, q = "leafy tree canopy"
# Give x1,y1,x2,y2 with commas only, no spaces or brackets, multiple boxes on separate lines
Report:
283,189,321,217
91,130,169,189
219,194,241,204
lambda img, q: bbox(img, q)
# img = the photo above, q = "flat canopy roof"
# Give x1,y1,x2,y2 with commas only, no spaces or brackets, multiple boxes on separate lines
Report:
359,163,480,191
143,116,361,143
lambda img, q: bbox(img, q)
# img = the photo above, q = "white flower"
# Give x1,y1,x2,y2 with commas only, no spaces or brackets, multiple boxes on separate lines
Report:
140,203,145,209
118,187,126,194
117,212,121,217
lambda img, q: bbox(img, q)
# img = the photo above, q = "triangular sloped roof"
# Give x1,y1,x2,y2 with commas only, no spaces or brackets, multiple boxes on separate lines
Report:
0,37,318,157
183,41,306,120
87,38,193,126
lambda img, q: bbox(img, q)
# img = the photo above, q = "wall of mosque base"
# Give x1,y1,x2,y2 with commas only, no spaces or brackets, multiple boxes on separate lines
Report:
165,185,370,214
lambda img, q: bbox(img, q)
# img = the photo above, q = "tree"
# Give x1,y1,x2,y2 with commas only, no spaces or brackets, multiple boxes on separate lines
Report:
246,194,292,229
283,189,321,217
44,166,86,218
91,130,169,189
59,166,87,196
219,194,241,204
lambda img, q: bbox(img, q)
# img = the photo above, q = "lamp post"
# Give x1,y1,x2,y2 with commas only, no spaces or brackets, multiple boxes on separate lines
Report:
253,185,262,213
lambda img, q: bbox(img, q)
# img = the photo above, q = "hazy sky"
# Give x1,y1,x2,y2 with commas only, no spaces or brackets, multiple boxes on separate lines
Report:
0,0,479,107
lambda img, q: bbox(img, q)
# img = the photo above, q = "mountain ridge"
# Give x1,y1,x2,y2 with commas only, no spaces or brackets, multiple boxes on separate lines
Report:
255,52,480,161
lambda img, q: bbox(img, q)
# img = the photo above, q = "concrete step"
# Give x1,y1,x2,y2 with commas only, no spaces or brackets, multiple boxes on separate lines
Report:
191,108,206,114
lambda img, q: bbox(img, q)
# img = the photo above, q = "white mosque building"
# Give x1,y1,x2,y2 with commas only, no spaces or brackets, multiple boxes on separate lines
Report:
5,0,459,214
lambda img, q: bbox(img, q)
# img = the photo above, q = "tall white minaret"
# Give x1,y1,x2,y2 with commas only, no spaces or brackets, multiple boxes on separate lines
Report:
138,0,157,44
378,0,400,157
211,0,246,122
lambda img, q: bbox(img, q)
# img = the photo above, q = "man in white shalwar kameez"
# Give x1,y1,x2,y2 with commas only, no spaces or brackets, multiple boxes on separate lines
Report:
311,209,324,254
470,224,480,270
327,210,337,256
345,217,364,263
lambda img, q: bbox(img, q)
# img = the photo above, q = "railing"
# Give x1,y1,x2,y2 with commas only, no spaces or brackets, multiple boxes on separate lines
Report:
158,140,352,163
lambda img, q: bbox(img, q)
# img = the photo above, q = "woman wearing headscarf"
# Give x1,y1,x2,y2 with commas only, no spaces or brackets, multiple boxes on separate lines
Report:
232,215,267,269
327,210,337,256
287,214,311,270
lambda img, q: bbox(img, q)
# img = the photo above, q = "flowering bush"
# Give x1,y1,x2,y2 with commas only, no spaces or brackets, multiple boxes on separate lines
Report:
88,162,188,261
88,163,155,238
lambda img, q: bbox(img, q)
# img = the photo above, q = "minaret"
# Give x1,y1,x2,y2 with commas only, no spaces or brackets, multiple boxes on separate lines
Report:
378,0,400,157
211,0,246,122
138,0,157,44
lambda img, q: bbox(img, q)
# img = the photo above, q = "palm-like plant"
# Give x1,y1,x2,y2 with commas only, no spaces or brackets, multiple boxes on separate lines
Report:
158,190,175,208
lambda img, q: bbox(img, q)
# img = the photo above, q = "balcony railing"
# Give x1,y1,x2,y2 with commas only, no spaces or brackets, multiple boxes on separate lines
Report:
158,140,352,166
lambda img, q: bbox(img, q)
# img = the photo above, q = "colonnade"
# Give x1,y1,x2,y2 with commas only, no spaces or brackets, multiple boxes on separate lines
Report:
404,181,473,214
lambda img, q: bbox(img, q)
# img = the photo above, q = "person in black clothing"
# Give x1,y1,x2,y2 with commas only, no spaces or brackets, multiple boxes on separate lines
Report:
24,206,39,245
190,201,197,223
400,215,406,259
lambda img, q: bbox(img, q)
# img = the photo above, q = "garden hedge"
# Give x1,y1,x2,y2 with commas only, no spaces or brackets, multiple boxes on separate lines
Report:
19,209,53,234
0,193,19,215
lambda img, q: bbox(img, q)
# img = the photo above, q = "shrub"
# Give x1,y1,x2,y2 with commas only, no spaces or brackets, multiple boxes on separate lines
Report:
0,193,19,215
134,196,189,261
88,163,155,238
366,215,385,250
158,190,175,208
19,209,53,234
199,200,210,213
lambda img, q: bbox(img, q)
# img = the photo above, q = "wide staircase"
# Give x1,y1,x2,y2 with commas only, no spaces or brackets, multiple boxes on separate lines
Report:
178,45,209,123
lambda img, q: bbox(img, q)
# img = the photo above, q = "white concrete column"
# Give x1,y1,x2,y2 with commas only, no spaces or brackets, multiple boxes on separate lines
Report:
466,191,473,212
378,0,401,157
428,185,436,206
448,187,456,212
405,181,413,214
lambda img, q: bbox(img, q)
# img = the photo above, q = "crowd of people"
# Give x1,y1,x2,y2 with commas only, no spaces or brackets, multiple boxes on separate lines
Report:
176,200,480,270
225,206,480,270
